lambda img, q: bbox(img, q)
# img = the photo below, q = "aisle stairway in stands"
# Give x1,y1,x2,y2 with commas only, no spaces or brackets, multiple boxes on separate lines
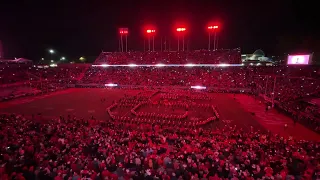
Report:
77,66,90,81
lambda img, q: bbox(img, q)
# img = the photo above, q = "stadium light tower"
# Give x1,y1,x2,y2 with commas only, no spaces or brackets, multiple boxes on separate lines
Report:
176,27,186,51
48,49,55,62
119,28,129,52
49,49,55,54
207,25,219,50
146,29,156,51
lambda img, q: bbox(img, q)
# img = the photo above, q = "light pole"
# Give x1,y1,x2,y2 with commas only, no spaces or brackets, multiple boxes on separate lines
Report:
146,29,156,51
120,34,123,52
164,36,167,51
214,28,217,50
207,25,219,50
153,35,155,52
178,36,180,51
148,35,151,51
182,34,185,51
126,34,128,52
49,49,55,62
176,28,186,51
119,28,128,52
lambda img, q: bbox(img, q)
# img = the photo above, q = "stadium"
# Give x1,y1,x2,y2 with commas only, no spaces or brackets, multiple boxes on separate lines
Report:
1,2,320,180
0,48,319,179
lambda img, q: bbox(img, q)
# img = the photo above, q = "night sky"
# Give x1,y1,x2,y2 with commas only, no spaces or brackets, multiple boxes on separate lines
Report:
0,0,319,62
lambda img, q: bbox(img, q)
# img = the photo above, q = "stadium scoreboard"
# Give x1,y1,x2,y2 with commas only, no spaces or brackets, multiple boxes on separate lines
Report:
287,54,313,65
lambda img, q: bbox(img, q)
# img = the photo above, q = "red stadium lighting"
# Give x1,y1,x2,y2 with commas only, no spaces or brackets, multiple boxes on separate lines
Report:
207,25,219,51
176,27,186,51
145,29,156,51
146,29,156,34
119,30,128,34
119,28,129,52
176,27,186,32
207,25,218,30
119,29,128,34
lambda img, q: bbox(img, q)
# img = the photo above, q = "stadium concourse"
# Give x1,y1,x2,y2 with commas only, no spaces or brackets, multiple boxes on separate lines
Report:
0,50,320,179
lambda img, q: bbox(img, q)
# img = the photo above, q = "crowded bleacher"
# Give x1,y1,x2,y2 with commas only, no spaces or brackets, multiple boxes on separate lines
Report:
0,64,89,101
1,52,320,133
1,113,319,180
0,51,320,179
94,50,241,65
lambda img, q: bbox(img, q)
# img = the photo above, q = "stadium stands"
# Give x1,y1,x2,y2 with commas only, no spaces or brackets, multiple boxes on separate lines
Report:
94,50,242,65
1,58,320,133
0,63,89,99
0,52,320,179
0,112,319,179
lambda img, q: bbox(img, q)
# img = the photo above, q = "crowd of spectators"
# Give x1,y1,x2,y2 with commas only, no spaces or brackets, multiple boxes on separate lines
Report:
0,64,31,85
0,64,86,86
252,67,320,133
69,64,320,133
1,60,320,133
1,53,320,179
1,59,320,132
0,113,319,180
0,86,41,102
0,64,87,101
94,50,241,65
81,67,250,89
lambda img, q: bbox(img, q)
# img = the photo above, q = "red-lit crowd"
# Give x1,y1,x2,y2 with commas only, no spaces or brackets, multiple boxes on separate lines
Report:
94,50,241,65
0,64,86,101
81,67,250,88
0,113,319,180
0,64,85,85
0,56,320,180
81,66,320,132
1,61,320,131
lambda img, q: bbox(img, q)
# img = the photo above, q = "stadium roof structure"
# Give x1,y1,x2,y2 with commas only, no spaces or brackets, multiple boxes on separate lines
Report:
253,49,265,57
241,49,272,63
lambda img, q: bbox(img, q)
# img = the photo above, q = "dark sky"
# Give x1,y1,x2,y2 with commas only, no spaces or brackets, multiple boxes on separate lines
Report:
0,0,319,61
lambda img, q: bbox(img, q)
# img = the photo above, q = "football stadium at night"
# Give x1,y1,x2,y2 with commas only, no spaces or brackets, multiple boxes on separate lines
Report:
0,1,320,179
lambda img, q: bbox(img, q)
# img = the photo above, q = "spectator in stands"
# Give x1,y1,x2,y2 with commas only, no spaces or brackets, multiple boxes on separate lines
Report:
0,113,319,180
